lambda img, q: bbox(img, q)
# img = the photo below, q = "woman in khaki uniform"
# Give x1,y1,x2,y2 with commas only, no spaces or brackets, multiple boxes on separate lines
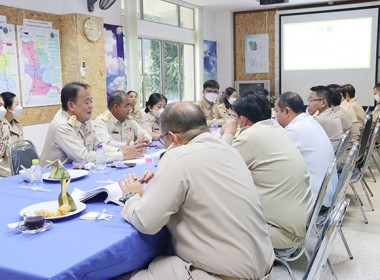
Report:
140,93,167,140
218,87,237,119
0,92,24,177
127,90,142,124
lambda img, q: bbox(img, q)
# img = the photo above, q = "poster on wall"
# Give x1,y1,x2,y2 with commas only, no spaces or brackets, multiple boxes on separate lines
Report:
203,40,217,81
0,24,20,98
245,34,269,73
17,25,62,107
104,24,125,99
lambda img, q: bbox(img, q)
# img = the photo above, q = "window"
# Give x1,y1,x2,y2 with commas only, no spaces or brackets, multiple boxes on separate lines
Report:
138,0,194,30
138,38,194,104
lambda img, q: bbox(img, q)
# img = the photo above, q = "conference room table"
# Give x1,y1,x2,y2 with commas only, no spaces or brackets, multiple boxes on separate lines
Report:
0,145,172,280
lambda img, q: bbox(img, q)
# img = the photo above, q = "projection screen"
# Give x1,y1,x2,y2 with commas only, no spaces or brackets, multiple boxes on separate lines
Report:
279,6,379,106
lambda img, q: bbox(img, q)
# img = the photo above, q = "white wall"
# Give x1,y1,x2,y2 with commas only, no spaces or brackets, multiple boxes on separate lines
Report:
202,9,234,93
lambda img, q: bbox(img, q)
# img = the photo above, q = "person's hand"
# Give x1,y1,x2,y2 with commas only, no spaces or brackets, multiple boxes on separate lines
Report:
118,173,144,196
135,133,150,145
121,139,148,160
222,119,237,136
139,170,155,184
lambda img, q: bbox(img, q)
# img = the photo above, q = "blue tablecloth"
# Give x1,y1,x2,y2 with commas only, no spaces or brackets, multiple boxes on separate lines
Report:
0,150,171,280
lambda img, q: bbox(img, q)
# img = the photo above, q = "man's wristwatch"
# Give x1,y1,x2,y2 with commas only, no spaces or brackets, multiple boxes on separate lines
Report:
119,192,137,204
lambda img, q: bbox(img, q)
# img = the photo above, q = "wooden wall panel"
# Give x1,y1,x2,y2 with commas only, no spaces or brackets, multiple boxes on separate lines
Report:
0,5,106,125
234,10,276,95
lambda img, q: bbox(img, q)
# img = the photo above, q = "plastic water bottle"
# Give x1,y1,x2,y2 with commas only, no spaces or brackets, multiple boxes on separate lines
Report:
30,159,42,188
210,118,218,131
145,155,154,171
95,144,107,173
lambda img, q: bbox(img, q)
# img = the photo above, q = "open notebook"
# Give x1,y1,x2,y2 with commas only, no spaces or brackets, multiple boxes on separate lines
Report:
71,184,123,206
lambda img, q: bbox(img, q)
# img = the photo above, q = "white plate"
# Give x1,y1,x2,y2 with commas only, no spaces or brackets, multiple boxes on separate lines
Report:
42,169,89,182
19,200,86,220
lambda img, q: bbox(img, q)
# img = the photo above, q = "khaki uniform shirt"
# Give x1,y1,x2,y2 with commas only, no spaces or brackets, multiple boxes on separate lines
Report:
372,103,380,142
315,108,344,151
94,110,151,149
222,119,313,249
0,119,23,177
196,98,225,126
140,111,160,135
122,133,274,279
40,109,122,166
348,98,366,128
332,105,354,149
218,103,237,119
340,100,361,142
128,107,142,124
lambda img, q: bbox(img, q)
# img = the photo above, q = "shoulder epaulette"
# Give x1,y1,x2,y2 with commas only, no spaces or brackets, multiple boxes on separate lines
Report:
128,115,133,120
149,116,157,122
102,111,112,122
67,115,77,128
135,107,140,112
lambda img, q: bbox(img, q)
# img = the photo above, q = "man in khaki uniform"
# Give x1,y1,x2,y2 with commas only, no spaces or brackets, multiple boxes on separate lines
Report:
196,80,225,126
307,85,344,151
344,83,366,129
94,91,151,149
40,82,147,166
222,91,313,250
118,102,274,279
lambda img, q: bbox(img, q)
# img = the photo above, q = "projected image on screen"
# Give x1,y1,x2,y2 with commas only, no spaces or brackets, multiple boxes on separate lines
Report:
280,7,379,106
283,17,372,70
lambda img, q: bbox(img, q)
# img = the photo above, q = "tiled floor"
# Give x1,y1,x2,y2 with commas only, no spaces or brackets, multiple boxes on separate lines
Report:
271,148,380,280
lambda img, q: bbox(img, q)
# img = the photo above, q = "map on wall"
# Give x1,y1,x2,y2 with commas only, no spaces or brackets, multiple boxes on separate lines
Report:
0,24,20,98
245,34,269,74
17,26,62,107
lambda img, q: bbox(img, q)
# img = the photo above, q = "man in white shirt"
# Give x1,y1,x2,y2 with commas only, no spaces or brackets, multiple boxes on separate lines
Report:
94,91,151,148
275,91,338,208
118,102,274,280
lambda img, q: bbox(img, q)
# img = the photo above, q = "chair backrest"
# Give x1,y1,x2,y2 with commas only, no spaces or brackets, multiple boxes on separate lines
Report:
335,130,351,163
303,198,350,280
324,141,360,219
356,118,380,179
357,115,372,162
9,140,39,175
305,156,338,242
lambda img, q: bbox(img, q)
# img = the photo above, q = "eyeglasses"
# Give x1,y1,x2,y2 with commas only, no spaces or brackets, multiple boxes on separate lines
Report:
205,90,219,94
307,98,324,103
158,133,169,145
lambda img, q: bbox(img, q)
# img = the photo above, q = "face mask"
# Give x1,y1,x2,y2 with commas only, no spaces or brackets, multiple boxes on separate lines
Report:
374,94,380,103
153,108,164,118
0,107,6,121
229,97,237,105
205,92,218,103
12,105,23,118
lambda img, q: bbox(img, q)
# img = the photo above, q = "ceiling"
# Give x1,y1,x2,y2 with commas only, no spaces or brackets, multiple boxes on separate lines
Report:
183,0,362,12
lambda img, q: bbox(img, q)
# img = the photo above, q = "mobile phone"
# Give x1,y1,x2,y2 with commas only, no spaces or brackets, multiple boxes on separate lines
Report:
111,162,136,168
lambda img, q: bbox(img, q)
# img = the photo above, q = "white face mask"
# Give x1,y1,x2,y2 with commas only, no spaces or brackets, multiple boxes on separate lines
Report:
205,92,218,103
12,105,23,118
0,107,6,121
229,97,237,105
374,94,380,103
153,108,164,118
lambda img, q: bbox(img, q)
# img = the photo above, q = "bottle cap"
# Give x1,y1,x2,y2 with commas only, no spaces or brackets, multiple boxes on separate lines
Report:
32,159,39,164
97,144,103,149
145,156,153,163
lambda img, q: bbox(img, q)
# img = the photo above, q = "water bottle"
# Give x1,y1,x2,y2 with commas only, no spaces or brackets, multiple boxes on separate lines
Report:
95,144,107,173
210,118,218,131
145,155,155,171
30,159,42,188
